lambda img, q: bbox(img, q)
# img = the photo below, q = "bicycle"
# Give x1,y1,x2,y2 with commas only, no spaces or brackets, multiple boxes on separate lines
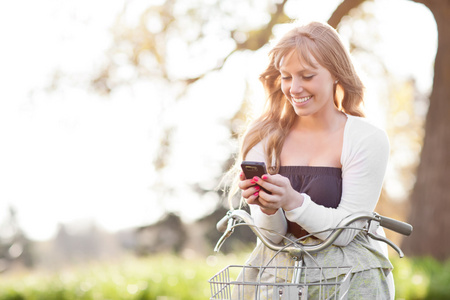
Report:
209,209,413,300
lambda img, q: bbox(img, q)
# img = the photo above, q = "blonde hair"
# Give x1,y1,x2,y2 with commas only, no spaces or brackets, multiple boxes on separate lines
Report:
225,22,365,207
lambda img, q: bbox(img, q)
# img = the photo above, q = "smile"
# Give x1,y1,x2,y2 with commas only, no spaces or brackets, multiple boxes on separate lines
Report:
291,95,312,103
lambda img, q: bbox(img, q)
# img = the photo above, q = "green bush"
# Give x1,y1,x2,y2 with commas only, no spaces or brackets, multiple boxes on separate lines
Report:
392,256,450,300
0,254,239,300
0,254,448,300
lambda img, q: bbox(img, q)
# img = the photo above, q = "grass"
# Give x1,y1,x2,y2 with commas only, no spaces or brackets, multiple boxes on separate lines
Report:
0,254,448,300
0,253,240,300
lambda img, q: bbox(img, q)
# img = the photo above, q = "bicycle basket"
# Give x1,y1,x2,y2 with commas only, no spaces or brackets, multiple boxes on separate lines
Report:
209,265,352,300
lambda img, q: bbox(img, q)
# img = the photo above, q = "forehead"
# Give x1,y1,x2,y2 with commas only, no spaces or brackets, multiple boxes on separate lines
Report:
279,49,319,72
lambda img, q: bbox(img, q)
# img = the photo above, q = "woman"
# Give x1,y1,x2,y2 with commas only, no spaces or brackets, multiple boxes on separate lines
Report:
230,22,394,299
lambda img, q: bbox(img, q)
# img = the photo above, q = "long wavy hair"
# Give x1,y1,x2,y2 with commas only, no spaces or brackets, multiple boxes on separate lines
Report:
225,22,365,207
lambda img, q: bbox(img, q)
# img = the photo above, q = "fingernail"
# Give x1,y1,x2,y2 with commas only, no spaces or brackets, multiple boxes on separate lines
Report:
250,180,256,184
262,175,268,180
254,186,261,191
253,176,259,182
253,192,259,196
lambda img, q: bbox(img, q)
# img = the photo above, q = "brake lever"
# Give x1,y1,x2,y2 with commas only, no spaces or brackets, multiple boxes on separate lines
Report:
214,217,237,253
367,220,405,258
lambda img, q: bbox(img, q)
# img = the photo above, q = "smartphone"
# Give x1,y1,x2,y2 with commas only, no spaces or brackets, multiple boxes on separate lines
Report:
241,161,271,194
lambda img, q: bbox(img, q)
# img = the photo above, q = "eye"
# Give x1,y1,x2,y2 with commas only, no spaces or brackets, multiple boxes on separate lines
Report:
303,75,314,80
281,76,291,80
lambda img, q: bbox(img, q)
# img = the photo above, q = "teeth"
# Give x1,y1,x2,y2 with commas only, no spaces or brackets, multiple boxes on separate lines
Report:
292,96,312,103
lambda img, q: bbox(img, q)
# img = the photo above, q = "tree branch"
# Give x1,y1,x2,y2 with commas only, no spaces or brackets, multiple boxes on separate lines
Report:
328,0,367,28
234,0,289,51
184,0,290,84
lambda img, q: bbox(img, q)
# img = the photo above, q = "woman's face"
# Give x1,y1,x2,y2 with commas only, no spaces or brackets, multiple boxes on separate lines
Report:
280,50,336,118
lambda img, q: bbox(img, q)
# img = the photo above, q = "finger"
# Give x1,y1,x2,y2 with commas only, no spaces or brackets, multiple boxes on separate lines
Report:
241,185,261,199
245,193,261,205
258,191,284,210
258,174,290,194
252,177,276,196
257,193,277,207
258,201,279,212
246,196,278,214
238,178,256,190
261,174,288,186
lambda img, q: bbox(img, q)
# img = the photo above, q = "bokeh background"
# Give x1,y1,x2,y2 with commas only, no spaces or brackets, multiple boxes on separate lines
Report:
0,0,448,299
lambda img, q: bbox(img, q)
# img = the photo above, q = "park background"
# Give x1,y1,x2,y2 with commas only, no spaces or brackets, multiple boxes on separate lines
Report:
0,0,449,299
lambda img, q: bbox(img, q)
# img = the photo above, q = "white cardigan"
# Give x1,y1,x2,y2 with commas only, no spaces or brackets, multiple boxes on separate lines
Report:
246,115,390,247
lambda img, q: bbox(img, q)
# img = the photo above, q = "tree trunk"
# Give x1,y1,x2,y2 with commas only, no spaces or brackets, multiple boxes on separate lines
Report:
402,0,450,260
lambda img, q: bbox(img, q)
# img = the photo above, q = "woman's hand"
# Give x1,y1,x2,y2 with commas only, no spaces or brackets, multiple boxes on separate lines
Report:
238,172,304,215
238,172,278,215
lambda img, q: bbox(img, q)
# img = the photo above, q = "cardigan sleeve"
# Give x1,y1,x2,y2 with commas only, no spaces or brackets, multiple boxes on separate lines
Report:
285,117,390,246
246,142,288,244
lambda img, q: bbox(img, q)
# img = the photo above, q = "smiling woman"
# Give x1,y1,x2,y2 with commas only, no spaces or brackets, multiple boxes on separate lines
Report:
227,21,396,299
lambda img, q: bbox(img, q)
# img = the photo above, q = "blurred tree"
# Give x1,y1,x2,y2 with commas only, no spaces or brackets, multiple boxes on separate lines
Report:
378,78,426,248
330,0,450,261
135,213,187,255
90,0,294,214
401,0,450,260
90,0,291,91
0,206,33,271
88,0,449,259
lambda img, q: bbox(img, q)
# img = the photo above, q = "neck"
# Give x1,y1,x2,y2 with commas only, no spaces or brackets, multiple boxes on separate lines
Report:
293,108,345,132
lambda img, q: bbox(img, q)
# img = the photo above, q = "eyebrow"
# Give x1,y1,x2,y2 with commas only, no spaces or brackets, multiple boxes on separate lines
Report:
279,67,315,74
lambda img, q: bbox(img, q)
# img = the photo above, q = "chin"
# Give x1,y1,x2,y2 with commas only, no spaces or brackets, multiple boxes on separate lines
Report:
292,108,314,117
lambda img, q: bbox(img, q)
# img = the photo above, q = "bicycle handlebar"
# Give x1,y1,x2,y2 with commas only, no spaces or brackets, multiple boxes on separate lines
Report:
214,210,412,259
216,213,231,233
377,214,412,236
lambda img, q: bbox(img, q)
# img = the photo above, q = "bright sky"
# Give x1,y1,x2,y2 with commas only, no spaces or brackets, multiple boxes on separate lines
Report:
0,0,437,240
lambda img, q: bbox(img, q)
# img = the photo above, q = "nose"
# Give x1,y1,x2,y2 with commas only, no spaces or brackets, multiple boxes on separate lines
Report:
290,77,304,95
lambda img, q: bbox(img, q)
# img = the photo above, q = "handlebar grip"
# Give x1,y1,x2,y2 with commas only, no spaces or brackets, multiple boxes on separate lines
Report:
379,216,413,236
216,215,230,233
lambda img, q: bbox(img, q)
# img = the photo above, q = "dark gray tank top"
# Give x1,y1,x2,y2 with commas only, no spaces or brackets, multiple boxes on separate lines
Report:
279,166,342,238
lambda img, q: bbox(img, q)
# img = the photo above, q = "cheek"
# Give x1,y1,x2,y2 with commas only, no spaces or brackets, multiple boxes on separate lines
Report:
281,82,290,97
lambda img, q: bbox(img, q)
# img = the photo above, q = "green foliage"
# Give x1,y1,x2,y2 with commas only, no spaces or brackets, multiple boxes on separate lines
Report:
0,254,240,300
0,254,449,300
392,256,450,300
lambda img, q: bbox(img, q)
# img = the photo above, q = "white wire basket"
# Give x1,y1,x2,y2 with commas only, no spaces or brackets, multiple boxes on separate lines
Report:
209,265,352,300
